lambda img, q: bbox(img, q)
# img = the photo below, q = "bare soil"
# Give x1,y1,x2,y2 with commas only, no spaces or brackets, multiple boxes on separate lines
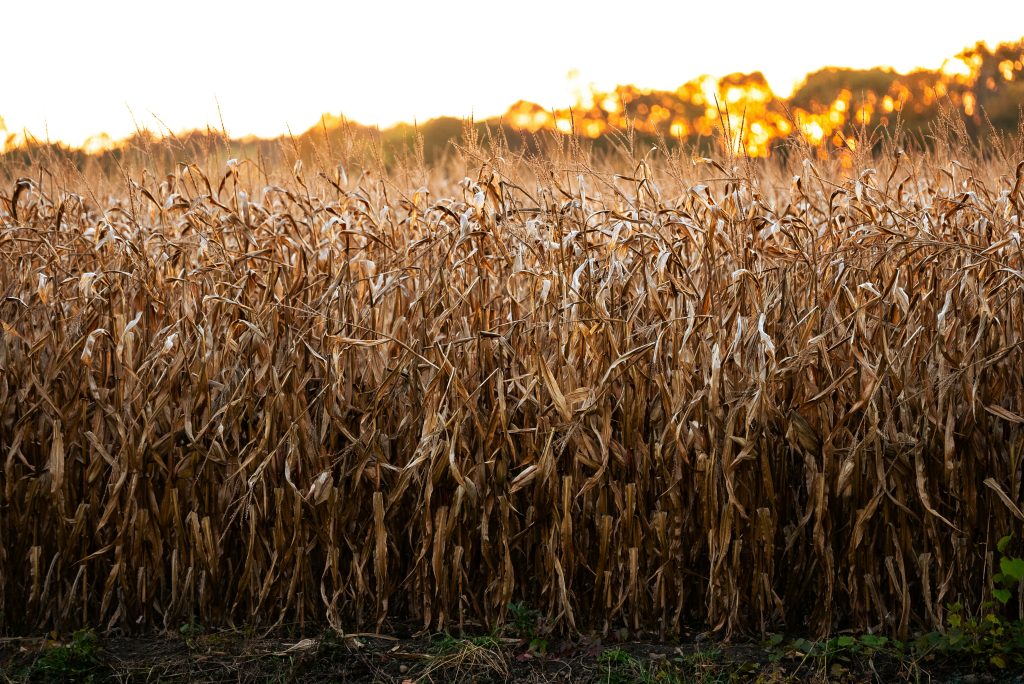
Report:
2,627,1021,683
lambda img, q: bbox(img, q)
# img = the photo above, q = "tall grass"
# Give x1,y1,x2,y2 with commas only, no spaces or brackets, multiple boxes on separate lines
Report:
1,131,1023,639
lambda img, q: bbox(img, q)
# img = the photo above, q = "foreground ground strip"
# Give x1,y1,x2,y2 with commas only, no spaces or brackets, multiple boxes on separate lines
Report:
3,626,1024,682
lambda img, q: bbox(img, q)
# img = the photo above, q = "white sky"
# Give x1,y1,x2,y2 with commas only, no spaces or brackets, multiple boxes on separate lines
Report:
1,1,1022,147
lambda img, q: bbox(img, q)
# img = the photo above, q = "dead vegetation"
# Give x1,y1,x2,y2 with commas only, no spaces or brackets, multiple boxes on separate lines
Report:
1,129,1023,642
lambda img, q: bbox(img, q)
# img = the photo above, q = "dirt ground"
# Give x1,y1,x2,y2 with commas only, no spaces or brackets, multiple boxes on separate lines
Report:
2,627,1022,683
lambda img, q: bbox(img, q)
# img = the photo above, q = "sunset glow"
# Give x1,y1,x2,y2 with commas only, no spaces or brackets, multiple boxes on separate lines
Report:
497,44,1023,160
0,1,1022,153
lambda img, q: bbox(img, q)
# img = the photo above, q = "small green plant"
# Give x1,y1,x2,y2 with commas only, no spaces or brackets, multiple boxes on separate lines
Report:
432,632,462,654
432,630,501,654
423,630,510,681
936,601,1024,668
31,628,106,683
762,631,906,682
506,601,541,637
675,646,725,684
505,601,549,654
598,647,634,666
470,634,502,649
914,534,1024,669
597,648,637,684
991,534,1024,607
598,648,684,684
179,617,205,649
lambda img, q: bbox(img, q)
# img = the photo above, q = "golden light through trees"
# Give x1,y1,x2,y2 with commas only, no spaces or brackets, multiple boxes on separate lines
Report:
499,39,1024,159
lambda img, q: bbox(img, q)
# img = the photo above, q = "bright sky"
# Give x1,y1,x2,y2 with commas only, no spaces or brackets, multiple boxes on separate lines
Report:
1,1,1022,148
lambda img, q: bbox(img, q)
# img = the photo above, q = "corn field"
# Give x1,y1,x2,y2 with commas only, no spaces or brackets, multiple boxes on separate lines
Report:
1,136,1024,639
